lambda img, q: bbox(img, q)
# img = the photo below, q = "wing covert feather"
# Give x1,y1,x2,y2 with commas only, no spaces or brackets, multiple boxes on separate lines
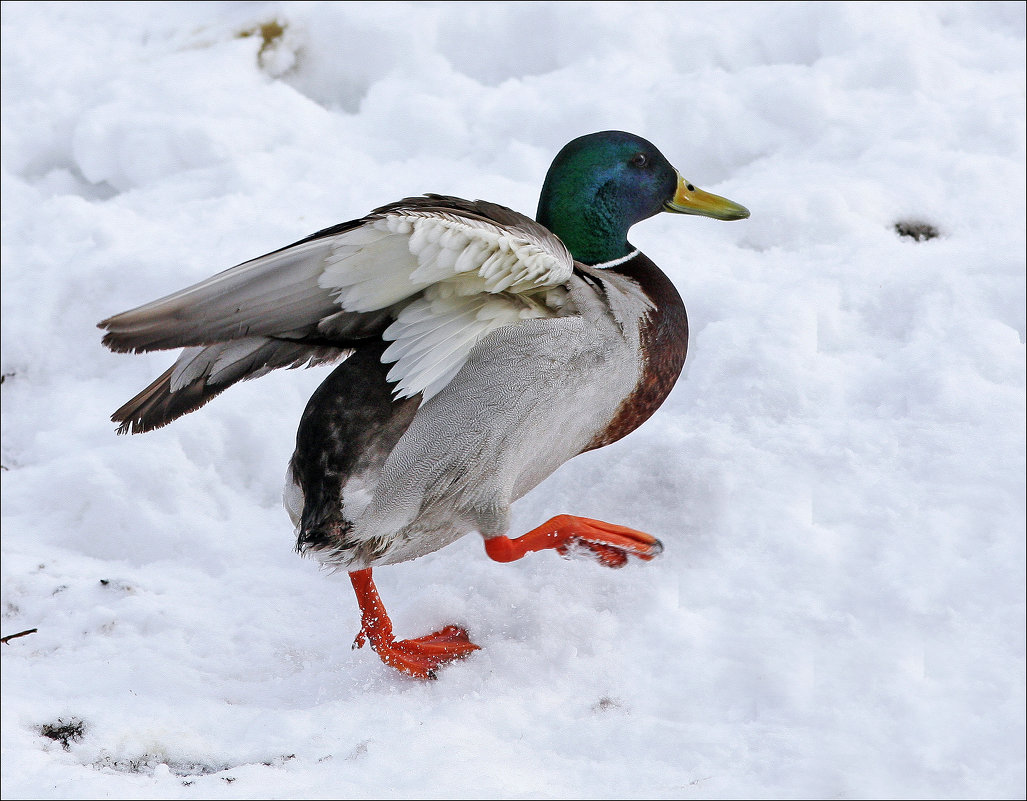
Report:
100,195,578,428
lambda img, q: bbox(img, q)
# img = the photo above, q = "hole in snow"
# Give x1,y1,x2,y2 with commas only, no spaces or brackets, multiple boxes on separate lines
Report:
591,696,623,713
39,717,85,751
894,219,940,241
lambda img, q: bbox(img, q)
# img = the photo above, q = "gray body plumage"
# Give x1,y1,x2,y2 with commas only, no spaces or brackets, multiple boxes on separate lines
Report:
289,265,651,569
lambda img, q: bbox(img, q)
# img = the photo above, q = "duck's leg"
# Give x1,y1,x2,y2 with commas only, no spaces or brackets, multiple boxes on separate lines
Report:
349,568,480,679
484,514,663,568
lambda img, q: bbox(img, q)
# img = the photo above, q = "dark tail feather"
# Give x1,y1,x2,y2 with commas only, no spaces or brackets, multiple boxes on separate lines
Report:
112,338,349,434
112,363,221,434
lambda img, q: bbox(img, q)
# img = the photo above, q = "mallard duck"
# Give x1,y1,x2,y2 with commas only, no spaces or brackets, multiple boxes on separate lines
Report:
99,131,748,678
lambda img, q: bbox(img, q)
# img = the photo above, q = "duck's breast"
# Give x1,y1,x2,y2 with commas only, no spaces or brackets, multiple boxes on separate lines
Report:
584,252,688,451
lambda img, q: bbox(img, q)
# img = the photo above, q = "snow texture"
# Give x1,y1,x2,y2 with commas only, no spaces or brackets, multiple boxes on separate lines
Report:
2,1,1025,798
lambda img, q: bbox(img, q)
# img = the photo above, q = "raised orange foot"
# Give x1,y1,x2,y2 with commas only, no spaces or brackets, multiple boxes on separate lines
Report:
484,514,663,568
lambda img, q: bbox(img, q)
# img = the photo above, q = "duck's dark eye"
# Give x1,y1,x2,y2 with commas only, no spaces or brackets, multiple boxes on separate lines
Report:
630,153,649,168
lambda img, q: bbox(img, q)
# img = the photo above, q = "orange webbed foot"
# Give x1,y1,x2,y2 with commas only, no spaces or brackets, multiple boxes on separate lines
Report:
349,570,479,680
485,514,664,568
353,623,480,680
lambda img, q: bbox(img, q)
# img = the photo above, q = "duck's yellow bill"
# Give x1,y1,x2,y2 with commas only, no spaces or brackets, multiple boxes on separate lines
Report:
664,173,749,220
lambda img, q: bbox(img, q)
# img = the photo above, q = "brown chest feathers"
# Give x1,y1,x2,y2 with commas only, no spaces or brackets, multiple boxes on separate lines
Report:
584,253,689,452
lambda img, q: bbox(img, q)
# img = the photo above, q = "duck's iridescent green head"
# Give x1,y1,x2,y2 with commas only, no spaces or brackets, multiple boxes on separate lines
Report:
536,131,749,265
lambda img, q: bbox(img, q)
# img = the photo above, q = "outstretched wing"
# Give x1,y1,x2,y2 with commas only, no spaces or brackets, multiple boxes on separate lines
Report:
99,195,575,433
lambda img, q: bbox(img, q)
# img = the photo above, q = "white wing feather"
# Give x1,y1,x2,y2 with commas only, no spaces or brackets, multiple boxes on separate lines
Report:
320,210,574,401
381,290,540,401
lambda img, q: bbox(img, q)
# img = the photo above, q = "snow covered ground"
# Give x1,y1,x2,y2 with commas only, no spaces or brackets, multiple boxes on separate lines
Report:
2,2,1024,798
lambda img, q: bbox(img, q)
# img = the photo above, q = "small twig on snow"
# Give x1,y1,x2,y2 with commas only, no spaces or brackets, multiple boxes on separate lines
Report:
1,628,38,644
